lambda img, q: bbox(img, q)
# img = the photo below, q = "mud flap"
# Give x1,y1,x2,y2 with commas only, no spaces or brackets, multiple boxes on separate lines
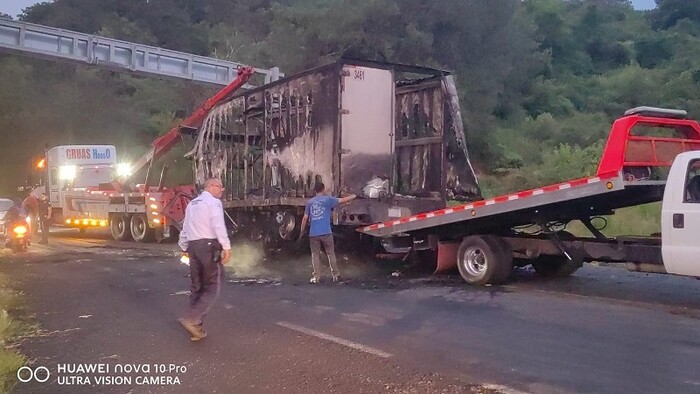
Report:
435,241,459,274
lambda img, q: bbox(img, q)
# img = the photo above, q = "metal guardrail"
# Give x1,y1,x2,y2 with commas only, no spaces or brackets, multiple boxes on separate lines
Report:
0,19,282,85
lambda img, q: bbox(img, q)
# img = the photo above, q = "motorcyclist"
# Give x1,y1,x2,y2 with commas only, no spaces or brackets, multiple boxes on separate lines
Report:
3,198,25,225
3,198,30,250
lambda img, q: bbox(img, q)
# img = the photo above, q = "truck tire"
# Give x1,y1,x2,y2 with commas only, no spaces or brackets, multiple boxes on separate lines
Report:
130,214,155,243
532,255,583,278
531,231,582,278
110,216,132,241
457,235,513,285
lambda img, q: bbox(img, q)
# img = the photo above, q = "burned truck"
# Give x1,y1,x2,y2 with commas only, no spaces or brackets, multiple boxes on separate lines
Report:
186,59,480,249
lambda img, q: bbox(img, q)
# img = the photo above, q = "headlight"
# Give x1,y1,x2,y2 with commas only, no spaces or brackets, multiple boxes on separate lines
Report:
116,163,133,178
13,225,27,235
59,165,77,181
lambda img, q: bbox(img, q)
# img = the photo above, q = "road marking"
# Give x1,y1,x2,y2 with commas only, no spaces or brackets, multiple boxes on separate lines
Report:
483,384,530,394
276,321,392,358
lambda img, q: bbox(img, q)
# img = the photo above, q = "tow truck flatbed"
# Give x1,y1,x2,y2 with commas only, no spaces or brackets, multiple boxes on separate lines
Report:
359,172,665,238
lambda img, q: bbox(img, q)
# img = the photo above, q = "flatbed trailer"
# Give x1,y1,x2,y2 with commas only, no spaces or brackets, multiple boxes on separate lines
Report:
359,107,700,285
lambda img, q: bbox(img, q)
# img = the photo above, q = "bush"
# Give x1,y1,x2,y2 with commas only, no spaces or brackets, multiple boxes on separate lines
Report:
0,281,27,392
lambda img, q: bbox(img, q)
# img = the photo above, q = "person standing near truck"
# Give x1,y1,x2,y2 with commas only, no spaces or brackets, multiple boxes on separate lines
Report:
177,178,231,342
37,193,51,244
299,182,356,283
22,193,39,234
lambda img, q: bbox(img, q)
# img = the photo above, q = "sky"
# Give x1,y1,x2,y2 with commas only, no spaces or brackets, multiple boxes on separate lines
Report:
1,0,44,18
1,0,659,19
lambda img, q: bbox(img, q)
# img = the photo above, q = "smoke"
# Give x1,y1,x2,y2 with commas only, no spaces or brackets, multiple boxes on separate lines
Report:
224,241,272,278
223,240,398,281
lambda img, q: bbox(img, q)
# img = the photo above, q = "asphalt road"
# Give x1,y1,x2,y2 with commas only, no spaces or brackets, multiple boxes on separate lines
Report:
1,229,700,394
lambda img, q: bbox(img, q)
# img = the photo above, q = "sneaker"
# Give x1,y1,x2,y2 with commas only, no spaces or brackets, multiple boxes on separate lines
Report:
178,318,206,341
309,277,319,284
332,275,341,283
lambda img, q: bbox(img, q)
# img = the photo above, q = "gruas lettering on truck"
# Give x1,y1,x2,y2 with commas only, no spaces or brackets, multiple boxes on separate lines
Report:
35,145,126,230
182,58,481,251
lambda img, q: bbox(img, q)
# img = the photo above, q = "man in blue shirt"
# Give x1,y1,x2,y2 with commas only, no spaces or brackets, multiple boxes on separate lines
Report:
299,182,356,283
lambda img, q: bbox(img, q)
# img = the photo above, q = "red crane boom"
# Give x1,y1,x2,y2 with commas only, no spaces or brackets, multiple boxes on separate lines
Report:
129,66,256,177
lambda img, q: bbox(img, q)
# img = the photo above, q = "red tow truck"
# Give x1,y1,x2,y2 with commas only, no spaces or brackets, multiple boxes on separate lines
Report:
359,107,700,284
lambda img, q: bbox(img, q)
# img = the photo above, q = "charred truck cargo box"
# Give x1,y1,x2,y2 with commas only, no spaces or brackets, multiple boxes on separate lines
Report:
186,59,479,244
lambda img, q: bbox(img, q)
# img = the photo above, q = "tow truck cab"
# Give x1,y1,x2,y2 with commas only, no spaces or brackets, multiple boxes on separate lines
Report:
44,145,117,225
661,151,700,277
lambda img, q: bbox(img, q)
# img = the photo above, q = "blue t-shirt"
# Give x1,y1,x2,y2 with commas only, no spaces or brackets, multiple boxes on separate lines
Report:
305,195,339,237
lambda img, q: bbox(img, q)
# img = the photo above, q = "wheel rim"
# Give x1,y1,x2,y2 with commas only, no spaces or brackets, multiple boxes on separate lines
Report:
132,216,146,239
462,246,487,277
277,212,296,240
111,218,125,237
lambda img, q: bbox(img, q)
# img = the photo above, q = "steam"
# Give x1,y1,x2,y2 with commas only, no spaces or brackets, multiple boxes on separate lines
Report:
224,241,272,278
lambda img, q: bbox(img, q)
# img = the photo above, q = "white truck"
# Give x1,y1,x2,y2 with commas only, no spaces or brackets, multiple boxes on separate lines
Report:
43,144,128,229
359,107,700,284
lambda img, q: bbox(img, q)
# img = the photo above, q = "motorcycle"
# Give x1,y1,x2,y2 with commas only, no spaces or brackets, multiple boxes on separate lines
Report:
4,218,30,252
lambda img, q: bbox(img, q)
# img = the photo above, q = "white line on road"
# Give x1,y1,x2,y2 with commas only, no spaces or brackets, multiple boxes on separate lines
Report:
276,321,393,358
483,384,531,394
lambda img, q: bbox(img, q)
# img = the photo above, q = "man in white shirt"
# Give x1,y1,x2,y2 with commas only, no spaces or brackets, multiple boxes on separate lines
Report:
177,178,231,341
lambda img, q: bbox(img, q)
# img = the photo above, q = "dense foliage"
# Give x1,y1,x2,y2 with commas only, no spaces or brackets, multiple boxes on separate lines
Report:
1,0,699,197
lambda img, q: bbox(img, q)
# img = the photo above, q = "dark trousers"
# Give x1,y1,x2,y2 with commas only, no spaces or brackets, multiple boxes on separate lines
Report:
39,214,49,242
310,234,339,279
183,239,222,325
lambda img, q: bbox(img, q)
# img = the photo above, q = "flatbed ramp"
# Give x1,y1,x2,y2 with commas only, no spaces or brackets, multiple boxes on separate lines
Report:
359,171,666,238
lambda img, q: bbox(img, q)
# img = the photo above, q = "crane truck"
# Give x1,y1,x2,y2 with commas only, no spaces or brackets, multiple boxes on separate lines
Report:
39,67,256,241
358,107,700,284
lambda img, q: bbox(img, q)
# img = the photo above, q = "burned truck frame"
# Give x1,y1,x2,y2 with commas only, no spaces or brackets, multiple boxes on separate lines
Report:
187,59,479,247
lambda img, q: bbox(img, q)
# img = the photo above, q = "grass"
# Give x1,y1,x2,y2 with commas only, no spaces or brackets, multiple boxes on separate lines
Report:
568,203,661,237
446,198,661,237
0,277,28,393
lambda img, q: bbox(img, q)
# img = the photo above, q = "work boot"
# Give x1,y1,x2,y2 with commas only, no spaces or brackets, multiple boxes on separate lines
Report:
190,327,207,342
177,318,207,342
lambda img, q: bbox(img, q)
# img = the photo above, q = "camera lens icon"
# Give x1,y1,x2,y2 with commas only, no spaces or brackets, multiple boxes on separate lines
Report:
17,366,50,383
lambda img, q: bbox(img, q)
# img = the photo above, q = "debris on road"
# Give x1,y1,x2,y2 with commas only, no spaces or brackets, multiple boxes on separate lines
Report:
227,278,282,286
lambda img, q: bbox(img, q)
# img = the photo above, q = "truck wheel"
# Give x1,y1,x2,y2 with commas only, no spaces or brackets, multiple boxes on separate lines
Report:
110,216,132,241
276,211,299,241
532,255,582,278
532,231,582,278
130,214,155,243
457,235,513,285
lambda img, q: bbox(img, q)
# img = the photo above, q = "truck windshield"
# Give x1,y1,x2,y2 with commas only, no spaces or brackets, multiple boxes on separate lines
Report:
73,166,114,188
